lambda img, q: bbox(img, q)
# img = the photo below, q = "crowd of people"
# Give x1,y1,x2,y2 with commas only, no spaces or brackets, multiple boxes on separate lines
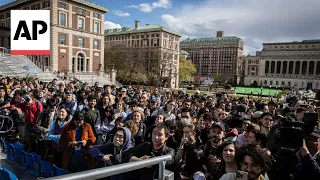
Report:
0,77,320,180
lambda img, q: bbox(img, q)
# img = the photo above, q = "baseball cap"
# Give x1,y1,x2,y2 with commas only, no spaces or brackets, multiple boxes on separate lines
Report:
226,128,239,137
151,97,158,103
212,122,225,131
311,127,320,138
121,88,127,92
252,111,263,119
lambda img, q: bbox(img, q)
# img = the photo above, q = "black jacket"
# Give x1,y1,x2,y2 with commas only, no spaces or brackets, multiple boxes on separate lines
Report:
123,142,175,180
293,153,320,180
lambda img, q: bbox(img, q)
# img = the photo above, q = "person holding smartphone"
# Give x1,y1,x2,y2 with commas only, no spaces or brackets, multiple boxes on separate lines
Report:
220,144,272,180
59,111,96,172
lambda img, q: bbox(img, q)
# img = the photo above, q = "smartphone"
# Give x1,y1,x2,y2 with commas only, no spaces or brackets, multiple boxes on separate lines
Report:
236,170,248,180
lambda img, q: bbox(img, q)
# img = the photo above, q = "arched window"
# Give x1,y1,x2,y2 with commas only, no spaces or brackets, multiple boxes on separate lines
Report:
295,61,300,74
288,61,294,74
309,61,314,75
271,61,275,73
276,61,281,74
77,53,84,71
282,61,287,74
301,61,307,75
265,61,269,74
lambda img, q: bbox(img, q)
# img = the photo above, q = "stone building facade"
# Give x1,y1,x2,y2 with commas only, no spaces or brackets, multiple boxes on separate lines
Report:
180,31,244,84
105,21,181,88
244,40,320,89
0,0,107,73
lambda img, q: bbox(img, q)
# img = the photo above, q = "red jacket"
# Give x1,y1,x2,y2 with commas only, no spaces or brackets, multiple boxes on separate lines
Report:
8,101,43,125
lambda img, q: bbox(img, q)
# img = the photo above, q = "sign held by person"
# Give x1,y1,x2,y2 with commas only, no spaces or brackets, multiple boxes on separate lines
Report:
11,10,50,55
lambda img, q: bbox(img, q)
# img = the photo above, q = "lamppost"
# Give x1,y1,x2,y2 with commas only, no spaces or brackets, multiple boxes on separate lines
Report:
269,85,271,100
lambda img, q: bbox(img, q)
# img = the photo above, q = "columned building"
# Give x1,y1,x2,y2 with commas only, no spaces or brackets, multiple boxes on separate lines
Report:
244,40,320,89
0,0,107,73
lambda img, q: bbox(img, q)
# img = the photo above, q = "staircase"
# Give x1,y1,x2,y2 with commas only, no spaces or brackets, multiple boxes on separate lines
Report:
0,53,56,82
68,71,118,87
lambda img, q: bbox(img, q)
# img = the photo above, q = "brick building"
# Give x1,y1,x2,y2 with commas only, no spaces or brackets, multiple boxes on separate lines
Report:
105,21,181,88
0,0,107,73
180,31,244,84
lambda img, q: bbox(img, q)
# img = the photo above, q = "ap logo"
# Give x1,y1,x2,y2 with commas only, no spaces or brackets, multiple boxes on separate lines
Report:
11,10,50,55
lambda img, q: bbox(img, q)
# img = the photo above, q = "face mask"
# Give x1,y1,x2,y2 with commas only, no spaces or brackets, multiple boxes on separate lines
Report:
181,118,190,125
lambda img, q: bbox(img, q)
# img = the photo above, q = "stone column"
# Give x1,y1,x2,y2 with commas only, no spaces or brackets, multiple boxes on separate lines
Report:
275,61,278,74
306,62,310,76
293,62,296,75
75,56,78,73
268,61,271,74
286,62,289,75
280,61,283,75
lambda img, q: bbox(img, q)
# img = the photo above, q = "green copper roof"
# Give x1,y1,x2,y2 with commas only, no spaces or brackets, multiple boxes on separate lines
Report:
181,36,242,43
180,50,189,55
0,0,108,12
105,24,181,37
72,0,108,12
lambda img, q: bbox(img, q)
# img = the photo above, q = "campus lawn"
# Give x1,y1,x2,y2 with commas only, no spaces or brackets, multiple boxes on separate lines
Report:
235,87,282,96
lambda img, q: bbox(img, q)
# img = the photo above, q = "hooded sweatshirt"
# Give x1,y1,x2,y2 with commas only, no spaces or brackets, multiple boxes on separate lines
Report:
89,127,132,164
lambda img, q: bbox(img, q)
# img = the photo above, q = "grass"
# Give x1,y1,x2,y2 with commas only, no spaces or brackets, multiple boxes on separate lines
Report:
235,87,282,96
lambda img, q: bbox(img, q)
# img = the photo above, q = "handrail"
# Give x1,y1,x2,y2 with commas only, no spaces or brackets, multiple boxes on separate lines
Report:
43,154,172,180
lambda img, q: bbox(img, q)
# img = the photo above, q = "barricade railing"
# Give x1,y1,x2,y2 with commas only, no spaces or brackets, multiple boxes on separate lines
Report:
43,154,172,180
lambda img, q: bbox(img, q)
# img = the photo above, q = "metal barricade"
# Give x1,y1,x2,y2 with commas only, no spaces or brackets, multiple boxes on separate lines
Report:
0,111,14,134
43,154,173,180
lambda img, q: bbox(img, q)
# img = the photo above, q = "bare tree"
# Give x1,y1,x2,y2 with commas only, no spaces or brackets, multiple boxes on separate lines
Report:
104,43,172,85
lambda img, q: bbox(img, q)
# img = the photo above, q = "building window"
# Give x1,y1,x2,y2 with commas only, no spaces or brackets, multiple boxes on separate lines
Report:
42,1,50,8
153,39,158,47
77,53,84,71
78,37,84,48
23,7,29,10
169,42,172,49
295,61,300,74
60,34,66,45
31,4,40,10
94,40,99,49
94,22,99,33
60,2,66,9
59,13,66,26
143,40,147,47
163,40,167,48
78,8,85,15
78,17,84,30
5,13,10,18
94,13,100,18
